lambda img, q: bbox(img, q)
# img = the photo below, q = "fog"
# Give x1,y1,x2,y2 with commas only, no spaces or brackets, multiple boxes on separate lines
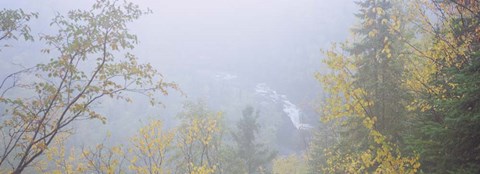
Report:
1,0,357,172
4,0,479,173
1,0,355,141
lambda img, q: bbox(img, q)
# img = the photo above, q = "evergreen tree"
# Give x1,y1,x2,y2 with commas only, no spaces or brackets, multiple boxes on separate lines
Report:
231,106,277,174
349,0,407,146
309,0,419,173
405,1,480,173
323,0,408,157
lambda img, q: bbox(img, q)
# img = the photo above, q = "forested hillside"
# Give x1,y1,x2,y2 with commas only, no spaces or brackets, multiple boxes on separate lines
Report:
1,0,479,173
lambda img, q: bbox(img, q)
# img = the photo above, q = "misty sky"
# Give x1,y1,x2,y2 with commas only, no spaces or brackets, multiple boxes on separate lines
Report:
1,0,357,78
1,0,358,139
0,0,360,155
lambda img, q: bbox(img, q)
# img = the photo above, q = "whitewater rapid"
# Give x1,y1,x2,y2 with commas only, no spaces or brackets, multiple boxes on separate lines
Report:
255,83,312,130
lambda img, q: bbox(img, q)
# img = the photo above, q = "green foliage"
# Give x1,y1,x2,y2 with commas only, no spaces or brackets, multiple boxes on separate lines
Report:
350,0,408,145
312,0,480,173
273,154,308,174
230,106,277,174
2,0,480,173
0,0,176,173
403,1,480,172
0,8,37,50
218,145,246,174
307,122,338,173
309,0,420,173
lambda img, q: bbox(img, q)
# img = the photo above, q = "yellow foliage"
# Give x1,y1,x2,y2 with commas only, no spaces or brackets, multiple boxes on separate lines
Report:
317,43,421,173
130,119,174,174
191,164,215,174
402,0,477,114
175,108,223,174
31,109,224,174
38,134,89,174
272,154,308,174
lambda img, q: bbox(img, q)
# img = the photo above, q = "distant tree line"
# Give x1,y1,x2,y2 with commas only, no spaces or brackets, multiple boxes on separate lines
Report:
2,0,480,173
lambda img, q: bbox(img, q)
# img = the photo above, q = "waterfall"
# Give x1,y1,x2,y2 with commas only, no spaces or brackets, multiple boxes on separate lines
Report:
255,83,312,130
